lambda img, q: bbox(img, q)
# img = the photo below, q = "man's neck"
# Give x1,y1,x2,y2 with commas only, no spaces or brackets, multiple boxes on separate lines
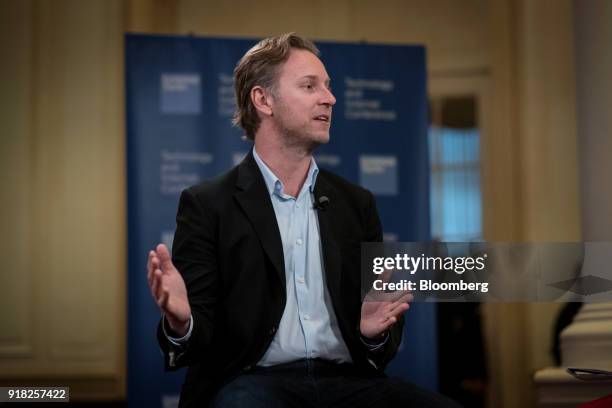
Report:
254,136,314,198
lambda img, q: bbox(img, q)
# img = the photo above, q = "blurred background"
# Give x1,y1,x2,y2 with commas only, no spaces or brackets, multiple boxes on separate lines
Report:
1,0,610,407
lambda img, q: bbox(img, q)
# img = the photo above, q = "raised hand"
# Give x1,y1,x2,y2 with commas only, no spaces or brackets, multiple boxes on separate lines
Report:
360,268,413,340
359,292,412,340
147,243,191,337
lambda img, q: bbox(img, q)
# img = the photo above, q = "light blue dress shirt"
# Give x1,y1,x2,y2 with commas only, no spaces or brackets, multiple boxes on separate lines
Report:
252,148,352,366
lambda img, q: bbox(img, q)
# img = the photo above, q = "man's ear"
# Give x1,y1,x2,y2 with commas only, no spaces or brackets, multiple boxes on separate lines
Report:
251,85,273,117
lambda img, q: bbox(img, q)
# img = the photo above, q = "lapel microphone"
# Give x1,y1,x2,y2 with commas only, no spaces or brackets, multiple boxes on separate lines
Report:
313,195,330,211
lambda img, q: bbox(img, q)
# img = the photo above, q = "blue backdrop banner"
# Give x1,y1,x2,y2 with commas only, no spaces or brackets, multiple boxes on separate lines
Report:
126,34,434,407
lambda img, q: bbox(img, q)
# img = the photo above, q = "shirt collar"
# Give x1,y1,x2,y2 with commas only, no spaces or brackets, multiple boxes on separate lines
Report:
252,147,319,197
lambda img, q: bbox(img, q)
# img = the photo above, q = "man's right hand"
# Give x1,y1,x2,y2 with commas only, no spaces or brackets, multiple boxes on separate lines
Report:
147,243,191,337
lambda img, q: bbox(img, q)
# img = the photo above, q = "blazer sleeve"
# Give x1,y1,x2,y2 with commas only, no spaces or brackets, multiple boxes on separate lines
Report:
362,190,405,370
157,187,219,370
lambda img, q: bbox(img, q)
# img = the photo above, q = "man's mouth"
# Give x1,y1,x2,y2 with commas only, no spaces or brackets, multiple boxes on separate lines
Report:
314,114,330,122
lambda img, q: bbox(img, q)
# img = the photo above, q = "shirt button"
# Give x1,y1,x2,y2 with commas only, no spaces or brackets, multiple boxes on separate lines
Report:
296,238,303,245
304,314,311,320
297,276,305,284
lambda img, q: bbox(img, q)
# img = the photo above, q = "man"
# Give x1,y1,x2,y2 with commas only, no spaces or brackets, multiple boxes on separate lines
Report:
147,33,458,408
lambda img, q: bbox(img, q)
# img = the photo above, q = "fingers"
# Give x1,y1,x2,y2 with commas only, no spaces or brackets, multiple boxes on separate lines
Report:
157,286,169,309
375,288,413,304
383,292,411,311
147,244,170,289
380,290,413,305
383,315,397,327
360,299,409,339
150,268,160,300
400,292,414,303
377,315,398,333
379,301,409,320
387,302,410,318
156,243,174,271
147,250,158,287
387,293,413,310
380,302,409,326
147,245,181,317
150,268,166,306
149,267,173,316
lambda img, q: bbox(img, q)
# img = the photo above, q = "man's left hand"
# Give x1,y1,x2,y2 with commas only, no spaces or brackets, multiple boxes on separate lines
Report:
360,292,412,340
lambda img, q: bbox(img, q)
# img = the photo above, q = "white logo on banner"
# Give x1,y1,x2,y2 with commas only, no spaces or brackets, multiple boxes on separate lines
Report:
359,155,398,195
217,73,236,117
162,74,200,91
160,73,201,114
344,77,397,121
160,150,213,195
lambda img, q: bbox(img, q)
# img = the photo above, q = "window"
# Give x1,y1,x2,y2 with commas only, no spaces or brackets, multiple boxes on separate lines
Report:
429,96,482,241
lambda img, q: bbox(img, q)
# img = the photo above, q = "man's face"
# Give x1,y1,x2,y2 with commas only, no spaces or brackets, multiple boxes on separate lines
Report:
269,49,336,148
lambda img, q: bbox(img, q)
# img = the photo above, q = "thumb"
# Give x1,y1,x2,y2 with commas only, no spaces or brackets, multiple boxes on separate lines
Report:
156,243,174,271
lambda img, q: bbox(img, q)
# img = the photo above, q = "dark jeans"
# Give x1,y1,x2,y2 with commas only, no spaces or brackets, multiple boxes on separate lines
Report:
211,359,461,408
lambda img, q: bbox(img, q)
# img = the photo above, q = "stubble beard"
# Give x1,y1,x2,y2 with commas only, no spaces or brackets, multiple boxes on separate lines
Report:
275,108,328,156
280,123,327,154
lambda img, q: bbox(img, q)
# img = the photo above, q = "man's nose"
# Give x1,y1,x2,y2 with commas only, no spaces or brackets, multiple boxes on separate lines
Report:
320,87,336,107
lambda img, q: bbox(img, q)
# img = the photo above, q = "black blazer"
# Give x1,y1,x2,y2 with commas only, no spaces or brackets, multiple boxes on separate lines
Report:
157,151,403,407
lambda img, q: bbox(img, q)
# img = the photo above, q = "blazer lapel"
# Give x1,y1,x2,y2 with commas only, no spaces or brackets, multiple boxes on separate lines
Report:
313,175,343,298
234,152,286,286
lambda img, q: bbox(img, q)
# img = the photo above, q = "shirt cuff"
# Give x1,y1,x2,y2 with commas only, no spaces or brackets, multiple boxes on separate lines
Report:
163,314,193,346
360,331,389,352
